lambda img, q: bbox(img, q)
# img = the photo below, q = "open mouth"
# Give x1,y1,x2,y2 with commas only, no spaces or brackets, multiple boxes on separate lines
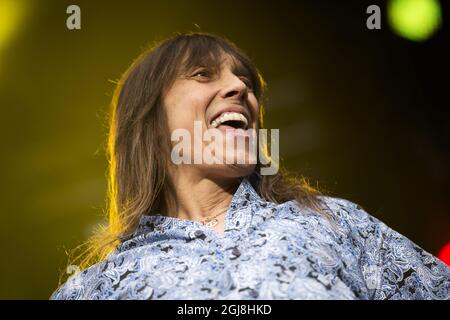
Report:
210,112,248,130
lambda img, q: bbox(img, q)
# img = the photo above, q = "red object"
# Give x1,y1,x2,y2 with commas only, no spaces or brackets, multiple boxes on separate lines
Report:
437,242,450,266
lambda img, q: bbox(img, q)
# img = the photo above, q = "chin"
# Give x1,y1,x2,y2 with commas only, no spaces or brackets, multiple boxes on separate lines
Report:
207,164,256,178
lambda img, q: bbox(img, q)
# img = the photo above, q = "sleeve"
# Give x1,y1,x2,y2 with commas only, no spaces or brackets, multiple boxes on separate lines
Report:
373,224,450,300
329,197,450,300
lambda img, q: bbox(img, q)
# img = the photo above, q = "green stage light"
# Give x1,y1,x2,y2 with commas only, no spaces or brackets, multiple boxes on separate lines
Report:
388,0,442,41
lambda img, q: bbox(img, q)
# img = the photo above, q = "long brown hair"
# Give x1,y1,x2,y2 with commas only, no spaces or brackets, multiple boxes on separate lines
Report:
62,32,331,282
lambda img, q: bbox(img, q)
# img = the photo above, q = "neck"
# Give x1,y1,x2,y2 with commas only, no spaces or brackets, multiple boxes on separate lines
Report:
165,168,241,223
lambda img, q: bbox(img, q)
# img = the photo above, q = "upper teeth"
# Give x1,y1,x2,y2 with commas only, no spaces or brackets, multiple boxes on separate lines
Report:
211,112,248,129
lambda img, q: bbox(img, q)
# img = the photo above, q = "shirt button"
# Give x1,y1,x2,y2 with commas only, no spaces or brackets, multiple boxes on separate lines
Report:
194,230,203,237
193,230,206,240
231,247,241,257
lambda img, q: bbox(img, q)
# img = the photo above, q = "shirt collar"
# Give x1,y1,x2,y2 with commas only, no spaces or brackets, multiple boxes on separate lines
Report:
131,176,265,239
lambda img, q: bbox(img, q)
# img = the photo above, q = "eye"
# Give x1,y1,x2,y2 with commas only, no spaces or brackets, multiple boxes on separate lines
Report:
191,68,211,79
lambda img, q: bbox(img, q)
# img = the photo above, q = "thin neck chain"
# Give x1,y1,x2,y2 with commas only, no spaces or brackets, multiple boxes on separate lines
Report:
200,208,229,225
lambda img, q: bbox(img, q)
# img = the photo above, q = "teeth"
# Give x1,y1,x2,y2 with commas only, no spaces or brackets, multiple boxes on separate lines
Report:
211,112,248,129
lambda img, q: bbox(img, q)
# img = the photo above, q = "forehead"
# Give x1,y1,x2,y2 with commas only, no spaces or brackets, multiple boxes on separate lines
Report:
177,49,250,76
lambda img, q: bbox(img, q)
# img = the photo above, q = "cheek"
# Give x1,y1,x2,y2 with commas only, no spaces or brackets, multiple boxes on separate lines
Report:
166,107,195,132
171,95,210,132
165,89,207,133
249,98,260,126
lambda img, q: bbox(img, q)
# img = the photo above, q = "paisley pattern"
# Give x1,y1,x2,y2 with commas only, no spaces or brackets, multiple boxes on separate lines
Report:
50,177,450,300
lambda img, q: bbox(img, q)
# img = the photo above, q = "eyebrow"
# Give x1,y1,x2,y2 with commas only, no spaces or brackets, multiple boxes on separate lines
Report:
178,52,257,91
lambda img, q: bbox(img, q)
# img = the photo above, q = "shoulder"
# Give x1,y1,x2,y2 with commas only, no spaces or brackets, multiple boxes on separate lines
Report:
285,194,438,266
50,245,156,300
309,195,420,253
266,195,380,249
312,195,390,238
317,195,378,225
312,195,434,254
279,195,381,236
50,256,116,300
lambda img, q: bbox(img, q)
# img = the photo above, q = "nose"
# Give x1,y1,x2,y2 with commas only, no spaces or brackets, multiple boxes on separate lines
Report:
219,71,248,102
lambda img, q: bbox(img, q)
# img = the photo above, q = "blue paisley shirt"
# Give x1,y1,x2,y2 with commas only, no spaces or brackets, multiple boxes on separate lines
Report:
50,177,450,300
